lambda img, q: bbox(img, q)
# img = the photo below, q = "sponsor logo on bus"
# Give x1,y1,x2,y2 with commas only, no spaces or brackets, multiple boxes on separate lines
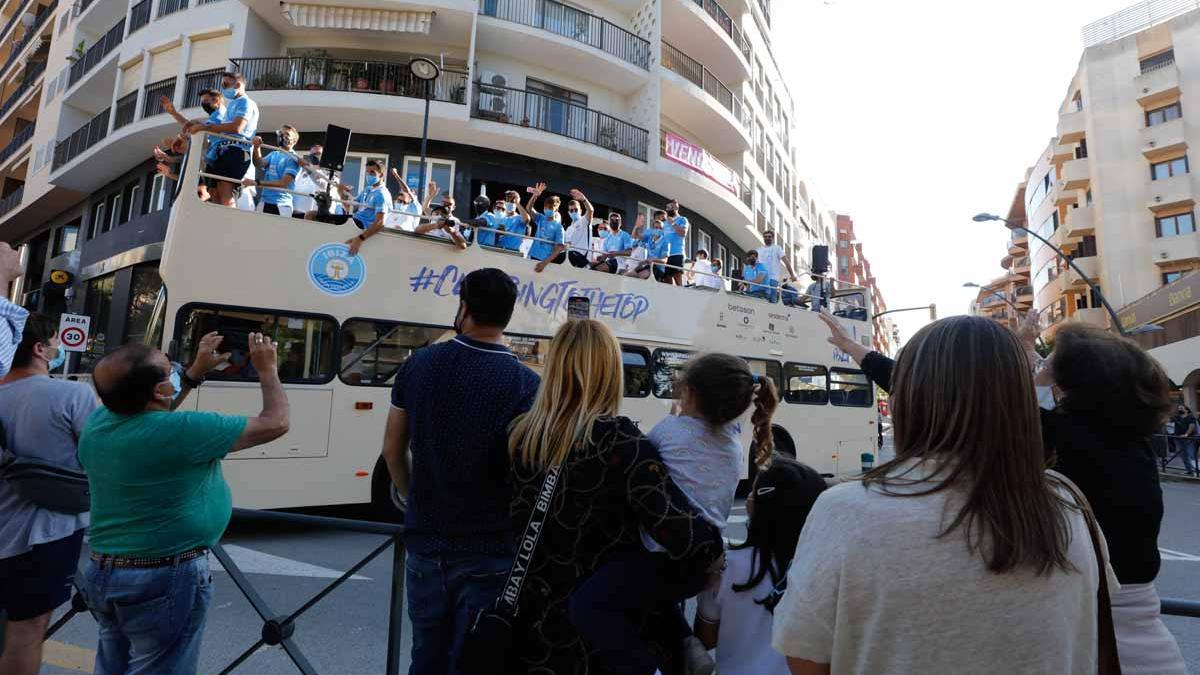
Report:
308,243,367,296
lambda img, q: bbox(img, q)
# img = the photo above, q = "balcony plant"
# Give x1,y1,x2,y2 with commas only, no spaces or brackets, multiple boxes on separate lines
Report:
253,70,289,90
597,123,618,151
65,40,85,63
300,49,330,90
450,83,466,104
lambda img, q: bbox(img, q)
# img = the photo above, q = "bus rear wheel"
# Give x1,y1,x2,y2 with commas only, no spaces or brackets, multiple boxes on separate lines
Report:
370,456,406,523
737,426,796,497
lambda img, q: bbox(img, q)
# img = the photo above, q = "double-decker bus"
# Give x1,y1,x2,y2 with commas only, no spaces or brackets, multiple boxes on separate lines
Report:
151,136,877,518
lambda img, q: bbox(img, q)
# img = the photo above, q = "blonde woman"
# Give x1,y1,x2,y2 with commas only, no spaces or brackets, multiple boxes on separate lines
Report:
506,320,724,674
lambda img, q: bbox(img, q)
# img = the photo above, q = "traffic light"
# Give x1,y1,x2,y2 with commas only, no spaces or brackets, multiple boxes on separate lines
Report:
929,304,938,321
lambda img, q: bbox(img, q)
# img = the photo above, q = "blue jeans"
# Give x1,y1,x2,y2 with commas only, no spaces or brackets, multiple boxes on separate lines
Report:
1181,439,1198,474
747,279,778,302
82,555,213,675
406,551,511,675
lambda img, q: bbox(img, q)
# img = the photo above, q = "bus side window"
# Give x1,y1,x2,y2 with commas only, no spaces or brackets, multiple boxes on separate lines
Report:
340,320,453,386
177,305,337,384
829,367,873,407
743,358,783,394
784,363,828,405
621,346,651,398
652,349,694,399
503,335,551,375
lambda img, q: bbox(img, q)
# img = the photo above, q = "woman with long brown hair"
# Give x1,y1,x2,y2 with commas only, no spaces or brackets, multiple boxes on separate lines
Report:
504,319,724,674
775,316,1112,675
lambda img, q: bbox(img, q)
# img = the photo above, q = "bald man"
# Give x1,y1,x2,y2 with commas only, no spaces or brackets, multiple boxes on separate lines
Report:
77,333,289,674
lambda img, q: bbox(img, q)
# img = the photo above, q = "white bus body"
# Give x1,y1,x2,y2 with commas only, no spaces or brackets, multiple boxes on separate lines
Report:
156,141,877,513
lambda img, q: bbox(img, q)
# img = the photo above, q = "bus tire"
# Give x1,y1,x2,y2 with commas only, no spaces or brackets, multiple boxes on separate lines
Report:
370,456,406,523
737,426,796,497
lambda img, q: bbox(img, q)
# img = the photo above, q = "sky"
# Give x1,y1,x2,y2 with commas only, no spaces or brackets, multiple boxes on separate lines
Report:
773,0,1135,343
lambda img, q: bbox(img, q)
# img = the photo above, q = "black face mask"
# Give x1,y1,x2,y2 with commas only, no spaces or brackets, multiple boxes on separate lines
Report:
667,208,678,216
309,153,322,163
201,102,217,114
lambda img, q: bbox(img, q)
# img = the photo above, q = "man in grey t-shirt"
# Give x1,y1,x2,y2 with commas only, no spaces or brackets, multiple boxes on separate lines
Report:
0,313,98,675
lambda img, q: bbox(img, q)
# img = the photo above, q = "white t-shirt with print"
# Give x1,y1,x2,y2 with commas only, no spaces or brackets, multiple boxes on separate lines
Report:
697,547,790,675
691,259,722,289
385,200,421,231
772,463,1117,675
756,244,786,282
564,216,591,256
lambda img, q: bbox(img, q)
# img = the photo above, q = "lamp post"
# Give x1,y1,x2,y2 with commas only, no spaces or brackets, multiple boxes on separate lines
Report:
963,281,1022,313
409,57,440,203
972,213,1163,336
873,304,937,321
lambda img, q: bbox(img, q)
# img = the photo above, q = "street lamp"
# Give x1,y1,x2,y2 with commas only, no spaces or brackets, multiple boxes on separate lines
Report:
409,57,441,203
873,304,938,321
963,281,1022,313
971,213,1162,336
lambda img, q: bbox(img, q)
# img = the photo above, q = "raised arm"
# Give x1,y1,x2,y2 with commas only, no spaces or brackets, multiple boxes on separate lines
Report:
514,200,531,226
421,180,439,216
160,95,191,129
818,309,893,393
251,137,267,170
526,182,546,214
172,331,231,410
231,333,290,452
571,188,594,222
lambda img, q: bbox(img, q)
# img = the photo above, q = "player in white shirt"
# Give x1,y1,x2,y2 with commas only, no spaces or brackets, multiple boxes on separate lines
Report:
384,169,422,232
563,189,595,267
687,249,723,291
755,230,798,304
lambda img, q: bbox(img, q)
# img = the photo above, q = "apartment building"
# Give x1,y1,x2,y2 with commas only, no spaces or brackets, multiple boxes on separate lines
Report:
1,0,840,359
973,183,1033,330
834,213,897,356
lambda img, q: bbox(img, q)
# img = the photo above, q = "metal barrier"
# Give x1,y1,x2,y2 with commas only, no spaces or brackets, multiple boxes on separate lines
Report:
1154,433,1198,475
43,508,407,674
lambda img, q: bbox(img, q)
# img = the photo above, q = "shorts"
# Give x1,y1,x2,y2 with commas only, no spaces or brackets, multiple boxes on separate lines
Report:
207,146,252,189
568,251,590,268
666,254,684,273
261,203,293,218
595,258,619,273
0,529,85,621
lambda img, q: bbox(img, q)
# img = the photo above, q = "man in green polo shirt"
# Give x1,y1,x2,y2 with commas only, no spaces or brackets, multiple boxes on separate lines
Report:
78,332,290,674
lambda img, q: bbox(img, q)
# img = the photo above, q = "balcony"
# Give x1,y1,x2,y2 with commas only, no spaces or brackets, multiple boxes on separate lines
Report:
1150,230,1200,266
51,107,110,170
141,76,176,119
0,0,36,49
1134,61,1179,108
127,0,151,34
1065,204,1095,237
1051,142,1074,165
1015,284,1034,302
1008,231,1027,254
659,43,748,156
1141,117,1186,160
0,121,35,167
663,0,751,84
112,91,136,131
1057,109,1086,144
182,67,223,107
477,0,651,73
157,0,188,19
234,57,470,104
1072,307,1109,327
0,185,23,218
1146,173,1195,213
1066,255,1099,287
472,81,648,160
1061,156,1090,191
0,60,46,123
1054,180,1078,207
0,0,56,83
66,17,125,89
1012,255,1031,273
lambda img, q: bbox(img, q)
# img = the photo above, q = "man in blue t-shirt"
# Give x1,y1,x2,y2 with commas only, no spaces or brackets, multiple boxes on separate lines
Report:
187,72,258,208
741,250,771,300
248,125,301,218
590,212,634,274
662,199,689,285
382,268,539,675
497,190,532,251
526,182,566,272
478,199,507,247
339,159,392,256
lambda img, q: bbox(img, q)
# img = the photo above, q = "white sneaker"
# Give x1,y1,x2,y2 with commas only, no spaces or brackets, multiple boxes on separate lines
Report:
683,636,715,675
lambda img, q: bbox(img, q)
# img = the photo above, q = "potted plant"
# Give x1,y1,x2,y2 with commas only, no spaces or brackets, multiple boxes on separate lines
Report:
65,40,85,63
450,84,466,104
253,71,289,90
300,49,330,89
598,123,617,150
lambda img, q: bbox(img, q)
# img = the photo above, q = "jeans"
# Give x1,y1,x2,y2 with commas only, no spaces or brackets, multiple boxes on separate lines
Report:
1181,439,1198,474
747,280,777,302
82,554,213,675
406,551,511,675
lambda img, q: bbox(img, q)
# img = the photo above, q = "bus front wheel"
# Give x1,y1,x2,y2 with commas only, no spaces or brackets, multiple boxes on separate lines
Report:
371,456,406,523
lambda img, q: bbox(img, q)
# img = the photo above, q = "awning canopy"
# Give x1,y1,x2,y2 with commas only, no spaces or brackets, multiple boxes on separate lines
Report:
280,4,432,33
1149,334,1200,386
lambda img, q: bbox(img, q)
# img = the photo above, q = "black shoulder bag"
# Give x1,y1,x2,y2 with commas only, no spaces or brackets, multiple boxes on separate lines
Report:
459,460,565,675
0,416,91,515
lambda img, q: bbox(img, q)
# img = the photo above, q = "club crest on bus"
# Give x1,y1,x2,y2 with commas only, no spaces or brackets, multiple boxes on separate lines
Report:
308,243,366,296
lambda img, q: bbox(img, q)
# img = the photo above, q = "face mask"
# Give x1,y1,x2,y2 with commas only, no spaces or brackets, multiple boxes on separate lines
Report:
453,303,465,335
569,210,580,220
310,153,322,163
667,207,678,216
544,208,556,217
160,369,182,402
505,202,516,214
221,86,239,100
45,346,65,371
201,102,217,114
365,173,379,187
494,209,504,216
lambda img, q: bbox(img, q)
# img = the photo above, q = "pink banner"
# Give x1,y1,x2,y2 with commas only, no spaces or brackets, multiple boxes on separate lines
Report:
661,132,738,196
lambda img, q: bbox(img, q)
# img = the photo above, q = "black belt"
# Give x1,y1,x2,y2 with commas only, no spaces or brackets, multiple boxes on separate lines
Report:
91,547,207,569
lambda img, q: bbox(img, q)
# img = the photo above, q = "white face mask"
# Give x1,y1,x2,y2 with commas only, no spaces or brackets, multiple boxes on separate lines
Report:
505,202,517,214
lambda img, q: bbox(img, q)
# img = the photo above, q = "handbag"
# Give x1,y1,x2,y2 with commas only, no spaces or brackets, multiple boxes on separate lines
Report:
459,459,565,675
1052,473,1123,675
0,417,91,515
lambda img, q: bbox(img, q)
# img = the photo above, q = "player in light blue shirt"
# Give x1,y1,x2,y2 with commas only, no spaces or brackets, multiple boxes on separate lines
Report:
591,213,634,274
479,199,507,247
250,125,301,217
662,199,689,285
496,190,532,251
340,159,392,256
741,250,772,300
527,182,566,271
187,72,259,208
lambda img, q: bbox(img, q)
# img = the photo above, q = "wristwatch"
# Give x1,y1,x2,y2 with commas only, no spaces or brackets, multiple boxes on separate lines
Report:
180,370,205,389
357,233,366,241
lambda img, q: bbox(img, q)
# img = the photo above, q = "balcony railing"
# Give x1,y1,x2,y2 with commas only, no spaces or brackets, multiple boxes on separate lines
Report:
478,0,650,70
183,67,223,107
67,18,125,88
0,0,35,49
0,185,23,218
157,0,188,18
689,0,751,60
1139,54,1175,74
141,76,176,118
661,42,742,122
0,60,47,120
740,183,752,208
0,0,57,79
112,91,137,130
128,0,151,34
472,81,648,161
52,106,110,170
0,122,35,165
232,57,470,104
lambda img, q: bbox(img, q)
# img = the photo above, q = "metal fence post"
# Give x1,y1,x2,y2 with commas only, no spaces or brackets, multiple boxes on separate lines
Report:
385,535,406,675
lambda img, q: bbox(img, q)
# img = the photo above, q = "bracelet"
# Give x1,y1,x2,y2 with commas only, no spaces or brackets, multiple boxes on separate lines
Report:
357,233,366,241
180,370,205,388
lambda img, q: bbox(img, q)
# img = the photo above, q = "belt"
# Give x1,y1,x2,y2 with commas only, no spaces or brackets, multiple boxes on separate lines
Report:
90,547,208,568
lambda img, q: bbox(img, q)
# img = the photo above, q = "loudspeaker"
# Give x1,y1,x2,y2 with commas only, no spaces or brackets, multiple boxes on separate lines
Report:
320,125,352,173
811,245,830,275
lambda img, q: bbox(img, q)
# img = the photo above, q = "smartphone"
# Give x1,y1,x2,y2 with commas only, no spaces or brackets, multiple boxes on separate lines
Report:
567,296,590,321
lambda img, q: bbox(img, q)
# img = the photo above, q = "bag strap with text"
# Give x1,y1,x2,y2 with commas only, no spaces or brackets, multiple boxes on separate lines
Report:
496,459,565,615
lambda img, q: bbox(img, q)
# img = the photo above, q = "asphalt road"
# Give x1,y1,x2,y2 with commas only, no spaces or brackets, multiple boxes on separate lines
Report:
36,481,1200,674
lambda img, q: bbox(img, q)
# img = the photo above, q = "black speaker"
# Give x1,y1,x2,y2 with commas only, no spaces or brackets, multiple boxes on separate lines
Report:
811,245,830,275
320,125,352,173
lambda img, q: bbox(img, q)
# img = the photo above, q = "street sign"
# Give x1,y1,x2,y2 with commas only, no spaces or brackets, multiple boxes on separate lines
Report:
57,313,91,353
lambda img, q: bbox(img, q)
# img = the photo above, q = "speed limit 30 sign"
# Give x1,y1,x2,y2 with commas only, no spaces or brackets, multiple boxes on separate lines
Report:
57,314,91,353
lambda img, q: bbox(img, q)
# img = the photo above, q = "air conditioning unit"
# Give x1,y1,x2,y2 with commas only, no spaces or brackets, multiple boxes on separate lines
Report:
479,70,509,93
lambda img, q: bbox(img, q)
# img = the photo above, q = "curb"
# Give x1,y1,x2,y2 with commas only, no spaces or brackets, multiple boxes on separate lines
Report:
1159,472,1199,484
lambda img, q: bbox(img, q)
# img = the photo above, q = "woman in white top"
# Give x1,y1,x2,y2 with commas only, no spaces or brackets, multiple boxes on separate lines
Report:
772,316,1116,675
696,458,828,675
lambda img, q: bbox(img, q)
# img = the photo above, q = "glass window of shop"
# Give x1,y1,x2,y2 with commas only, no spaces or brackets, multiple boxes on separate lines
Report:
401,156,454,198
123,265,163,345
78,273,116,371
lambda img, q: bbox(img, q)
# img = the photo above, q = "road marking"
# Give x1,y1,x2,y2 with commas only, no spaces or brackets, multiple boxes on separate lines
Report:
43,639,94,672
212,545,371,580
1160,547,1200,562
